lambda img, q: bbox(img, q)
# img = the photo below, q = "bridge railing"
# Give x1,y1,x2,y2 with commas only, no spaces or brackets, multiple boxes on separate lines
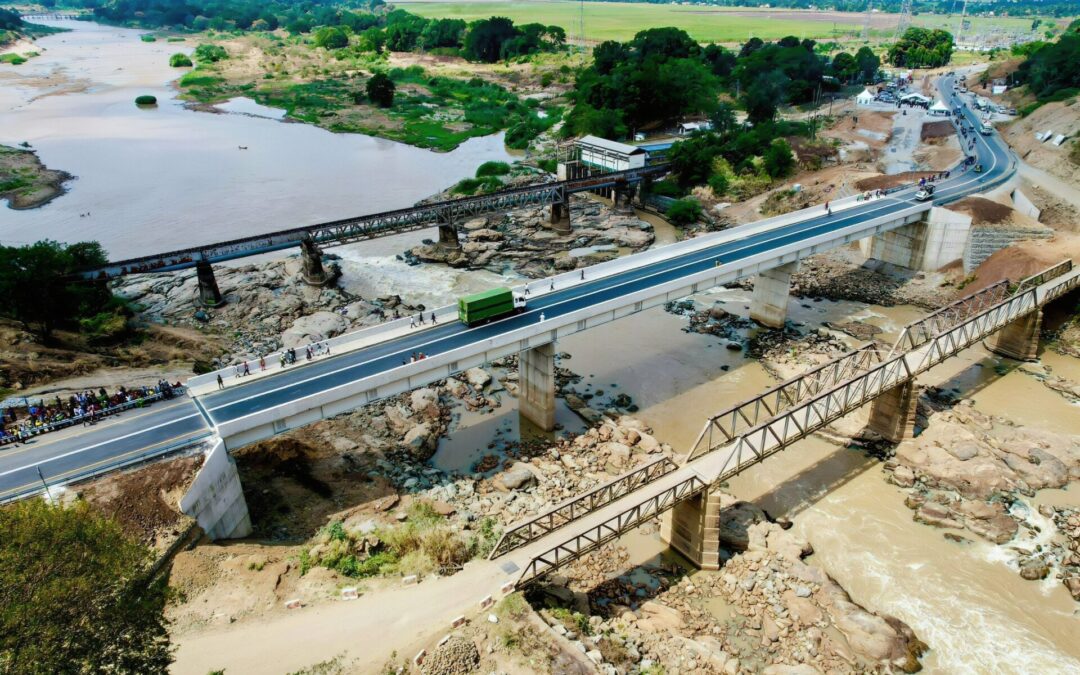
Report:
489,456,679,559
1,388,185,447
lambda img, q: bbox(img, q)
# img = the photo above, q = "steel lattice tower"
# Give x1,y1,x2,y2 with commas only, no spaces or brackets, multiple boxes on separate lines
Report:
895,0,913,38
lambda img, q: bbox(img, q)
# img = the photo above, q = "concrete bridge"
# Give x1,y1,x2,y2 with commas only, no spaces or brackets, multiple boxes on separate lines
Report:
20,14,83,21
0,74,1021,515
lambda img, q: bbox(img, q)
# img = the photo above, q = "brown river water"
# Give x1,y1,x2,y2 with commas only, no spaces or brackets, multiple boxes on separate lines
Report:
0,19,513,258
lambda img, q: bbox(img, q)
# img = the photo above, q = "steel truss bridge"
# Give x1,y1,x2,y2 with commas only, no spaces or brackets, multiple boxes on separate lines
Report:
494,260,1080,587
80,164,669,280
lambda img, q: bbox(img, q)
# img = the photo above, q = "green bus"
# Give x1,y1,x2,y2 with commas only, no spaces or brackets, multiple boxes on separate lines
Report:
458,287,520,326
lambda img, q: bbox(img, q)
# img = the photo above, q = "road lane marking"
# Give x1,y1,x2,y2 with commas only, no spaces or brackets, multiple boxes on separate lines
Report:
0,412,205,478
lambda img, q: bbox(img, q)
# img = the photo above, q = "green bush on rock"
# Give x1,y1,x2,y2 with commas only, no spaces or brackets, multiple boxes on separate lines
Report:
134,95,157,106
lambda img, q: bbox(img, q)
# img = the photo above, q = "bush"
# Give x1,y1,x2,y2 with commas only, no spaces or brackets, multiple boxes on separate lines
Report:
134,95,157,106
451,177,483,195
537,158,557,174
366,72,395,108
140,34,156,43
648,179,684,198
475,161,511,177
666,198,703,226
193,43,227,63
168,53,192,67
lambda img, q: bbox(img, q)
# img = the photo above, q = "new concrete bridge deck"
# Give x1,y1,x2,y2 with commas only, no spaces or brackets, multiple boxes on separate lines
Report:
0,75,1014,505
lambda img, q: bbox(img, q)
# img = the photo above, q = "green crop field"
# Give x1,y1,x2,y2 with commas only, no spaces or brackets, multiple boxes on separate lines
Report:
396,1,1053,44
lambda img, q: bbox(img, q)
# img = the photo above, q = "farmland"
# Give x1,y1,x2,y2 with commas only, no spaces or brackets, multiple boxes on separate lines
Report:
396,1,1052,44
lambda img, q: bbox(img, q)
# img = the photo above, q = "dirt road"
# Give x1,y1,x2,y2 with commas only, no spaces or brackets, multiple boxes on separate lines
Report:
171,559,514,673
1018,160,1080,211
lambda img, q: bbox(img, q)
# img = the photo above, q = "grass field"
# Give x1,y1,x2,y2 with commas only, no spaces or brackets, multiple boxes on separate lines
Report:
396,1,1054,44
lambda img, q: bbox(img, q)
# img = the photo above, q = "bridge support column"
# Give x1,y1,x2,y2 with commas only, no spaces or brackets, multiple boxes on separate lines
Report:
548,200,572,233
662,488,726,570
750,261,798,328
867,378,918,443
518,343,556,431
612,185,636,214
989,309,1042,361
438,223,461,250
300,237,330,286
196,259,224,307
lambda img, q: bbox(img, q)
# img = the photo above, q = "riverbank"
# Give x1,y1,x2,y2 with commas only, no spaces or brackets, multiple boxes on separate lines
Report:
175,31,567,152
0,143,73,209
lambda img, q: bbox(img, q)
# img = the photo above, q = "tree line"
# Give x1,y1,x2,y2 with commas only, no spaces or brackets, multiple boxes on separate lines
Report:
578,0,1080,19
565,27,880,139
1014,19,1080,102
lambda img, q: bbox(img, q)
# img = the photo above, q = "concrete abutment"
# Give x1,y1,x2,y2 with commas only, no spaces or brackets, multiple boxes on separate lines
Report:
179,439,252,540
750,261,798,328
437,223,461,250
300,236,331,286
860,206,971,272
867,378,919,443
518,343,556,432
548,201,572,233
989,309,1042,361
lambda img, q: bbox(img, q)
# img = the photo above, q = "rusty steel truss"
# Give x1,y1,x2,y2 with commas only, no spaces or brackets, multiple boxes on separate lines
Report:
698,260,1079,481
489,457,679,559
83,164,669,279
507,260,1078,587
515,472,708,587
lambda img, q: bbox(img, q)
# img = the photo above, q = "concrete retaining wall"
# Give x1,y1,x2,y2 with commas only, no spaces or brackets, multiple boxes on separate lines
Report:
860,207,970,271
1011,188,1041,221
963,224,1054,273
179,439,252,539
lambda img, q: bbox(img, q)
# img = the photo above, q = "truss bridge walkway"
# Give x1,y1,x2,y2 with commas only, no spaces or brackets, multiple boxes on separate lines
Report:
492,260,1080,587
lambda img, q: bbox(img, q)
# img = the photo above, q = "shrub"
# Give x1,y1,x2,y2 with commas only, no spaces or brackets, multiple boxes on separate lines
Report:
537,158,557,174
140,34,156,43
134,95,157,106
476,161,511,177
648,179,683,198
193,43,227,63
366,72,395,108
451,178,483,195
666,198,703,226
168,53,192,67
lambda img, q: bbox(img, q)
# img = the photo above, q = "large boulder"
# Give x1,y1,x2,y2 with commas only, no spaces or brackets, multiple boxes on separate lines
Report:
464,367,492,391
402,422,435,459
410,388,441,421
718,502,769,551
280,311,348,348
493,462,536,492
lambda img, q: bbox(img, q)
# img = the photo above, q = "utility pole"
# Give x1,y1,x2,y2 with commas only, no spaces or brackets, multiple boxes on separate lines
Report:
895,0,913,39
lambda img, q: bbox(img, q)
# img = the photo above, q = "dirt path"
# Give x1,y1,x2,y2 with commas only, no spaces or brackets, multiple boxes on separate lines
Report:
1018,160,1080,211
171,559,513,674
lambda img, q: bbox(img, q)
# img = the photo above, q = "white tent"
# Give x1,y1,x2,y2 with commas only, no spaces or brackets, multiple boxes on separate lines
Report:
929,100,950,116
856,88,876,106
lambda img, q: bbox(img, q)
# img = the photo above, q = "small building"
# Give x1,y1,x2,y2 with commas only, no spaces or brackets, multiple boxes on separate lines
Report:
929,100,951,116
856,88,876,106
677,121,712,135
575,135,647,172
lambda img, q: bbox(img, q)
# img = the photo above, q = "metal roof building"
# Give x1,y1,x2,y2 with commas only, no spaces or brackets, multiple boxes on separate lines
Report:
576,135,647,172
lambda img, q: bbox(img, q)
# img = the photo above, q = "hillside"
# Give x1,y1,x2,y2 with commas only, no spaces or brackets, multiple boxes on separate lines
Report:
1002,98,1080,186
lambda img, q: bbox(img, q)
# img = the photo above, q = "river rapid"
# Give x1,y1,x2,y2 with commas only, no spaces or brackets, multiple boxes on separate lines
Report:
0,19,513,259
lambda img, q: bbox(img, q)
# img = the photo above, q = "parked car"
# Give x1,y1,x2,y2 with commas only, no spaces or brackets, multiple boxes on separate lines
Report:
915,185,936,202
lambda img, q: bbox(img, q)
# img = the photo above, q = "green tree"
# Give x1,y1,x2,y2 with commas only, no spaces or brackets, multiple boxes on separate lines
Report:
764,138,795,178
0,240,112,342
359,26,386,53
666,198,703,226
743,71,787,123
168,52,192,67
366,72,395,108
0,500,172,673
887,28,954,68
463,16,518,63
313,26,348,50
855,46,881,83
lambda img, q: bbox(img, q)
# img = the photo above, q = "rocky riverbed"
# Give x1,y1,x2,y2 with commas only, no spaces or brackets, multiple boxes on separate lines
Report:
113,256,423,370
408,195,655,278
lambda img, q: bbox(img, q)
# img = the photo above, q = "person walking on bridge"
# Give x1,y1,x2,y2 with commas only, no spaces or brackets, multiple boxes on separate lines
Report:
431,312,437,325
417,312,425,326
259,356,266,371
216,374,224,390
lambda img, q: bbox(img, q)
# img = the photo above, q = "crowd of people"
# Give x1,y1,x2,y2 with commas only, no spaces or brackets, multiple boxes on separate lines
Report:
216,341,332,389
0,380,182,447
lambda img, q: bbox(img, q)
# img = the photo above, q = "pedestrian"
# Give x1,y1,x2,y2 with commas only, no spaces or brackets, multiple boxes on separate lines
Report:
324,341,330,355
216,374,224,390
259,356,266,371
280,354,287,368
243,362,250,376
305,347,312,361
234,365,241,379
431,312,437,325
539,312,546,322
410,316,416,329
580,270,585,281
418,312,425,326
824,201,830,213
549,281,555,291
525,285,530,297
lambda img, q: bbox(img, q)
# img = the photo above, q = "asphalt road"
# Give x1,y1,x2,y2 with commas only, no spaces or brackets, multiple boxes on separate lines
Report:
0,74,1012,500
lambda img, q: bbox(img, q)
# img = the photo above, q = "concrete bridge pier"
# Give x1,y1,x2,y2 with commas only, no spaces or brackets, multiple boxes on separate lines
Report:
989,309,1042,361
750,261,799,328
661,488,726,570
300,236,331,286
612,184,636,214
549,200,572,233
437,223,461,250
518,343,556,431
867,378,919,443
196,259,224,307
